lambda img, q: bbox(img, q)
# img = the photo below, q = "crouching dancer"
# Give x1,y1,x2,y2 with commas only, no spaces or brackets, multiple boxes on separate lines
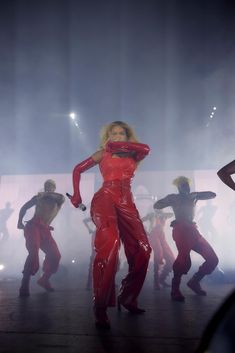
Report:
17,179,65,297
154,176,218,302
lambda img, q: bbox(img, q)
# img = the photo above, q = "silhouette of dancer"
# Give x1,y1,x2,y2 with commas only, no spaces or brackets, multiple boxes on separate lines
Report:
217,160,235,191
17,179,65,297
154,176,219,302
0,202,14,243
142,209,175,289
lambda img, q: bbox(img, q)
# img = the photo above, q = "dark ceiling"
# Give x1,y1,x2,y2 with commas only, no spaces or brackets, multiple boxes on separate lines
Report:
1,0,235,174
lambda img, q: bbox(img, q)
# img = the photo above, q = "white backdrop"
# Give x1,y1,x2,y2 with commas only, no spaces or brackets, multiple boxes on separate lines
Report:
0,169,234,278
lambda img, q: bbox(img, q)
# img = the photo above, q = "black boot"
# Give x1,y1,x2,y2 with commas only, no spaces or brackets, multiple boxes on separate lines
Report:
171,276,185,302
93,306,110,329
19,274,30,297
187,272,207,296
37,273,54,292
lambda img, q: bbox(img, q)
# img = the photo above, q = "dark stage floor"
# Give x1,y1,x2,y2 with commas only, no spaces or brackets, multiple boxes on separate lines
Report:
0,265,234,353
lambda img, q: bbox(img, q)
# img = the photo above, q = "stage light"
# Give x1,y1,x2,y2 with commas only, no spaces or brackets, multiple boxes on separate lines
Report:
0,264,5,271
68,112,82,131
69,112,76,120
206,106,217,127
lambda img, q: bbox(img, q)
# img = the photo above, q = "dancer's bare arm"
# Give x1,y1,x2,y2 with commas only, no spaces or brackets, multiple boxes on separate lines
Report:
154,194,176,209
17,196,37,229
190,191,216,200
217,160,235,191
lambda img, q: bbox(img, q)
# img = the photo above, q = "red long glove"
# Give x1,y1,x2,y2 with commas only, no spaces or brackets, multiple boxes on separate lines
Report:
71,157,97,207
106,141,150,162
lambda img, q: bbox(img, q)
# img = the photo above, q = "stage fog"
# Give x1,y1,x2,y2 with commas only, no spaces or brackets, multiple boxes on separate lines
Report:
0,169,234,285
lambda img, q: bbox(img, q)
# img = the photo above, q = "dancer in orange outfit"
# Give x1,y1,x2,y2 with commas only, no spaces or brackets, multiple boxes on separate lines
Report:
69,121,151,329
17,179,65,297
154,176,219,302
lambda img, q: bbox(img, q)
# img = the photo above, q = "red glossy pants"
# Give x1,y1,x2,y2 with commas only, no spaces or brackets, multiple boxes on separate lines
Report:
172,221,218,276
91,180,151,309
22,216,61,276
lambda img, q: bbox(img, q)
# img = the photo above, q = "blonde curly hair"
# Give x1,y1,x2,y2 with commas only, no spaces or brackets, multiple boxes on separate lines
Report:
172,176,191,188
99,121,138,149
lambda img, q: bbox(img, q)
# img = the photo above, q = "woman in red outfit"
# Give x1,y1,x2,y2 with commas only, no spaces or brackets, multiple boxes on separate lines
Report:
70,121,151,329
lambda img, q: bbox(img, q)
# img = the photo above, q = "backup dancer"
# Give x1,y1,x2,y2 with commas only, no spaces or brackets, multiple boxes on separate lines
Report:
142,209,175,289
17,179,65,297
154,176,218,302
217,160,235,191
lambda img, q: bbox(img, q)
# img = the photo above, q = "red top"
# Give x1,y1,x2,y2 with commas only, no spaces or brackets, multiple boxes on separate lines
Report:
99,151,137,182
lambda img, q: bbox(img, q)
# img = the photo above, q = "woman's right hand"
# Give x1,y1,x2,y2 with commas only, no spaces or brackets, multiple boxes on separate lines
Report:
70,195,82,208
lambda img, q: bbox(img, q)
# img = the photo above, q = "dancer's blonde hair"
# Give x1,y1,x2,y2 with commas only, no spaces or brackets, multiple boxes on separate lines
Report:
99,121,138,149
172,176,191,188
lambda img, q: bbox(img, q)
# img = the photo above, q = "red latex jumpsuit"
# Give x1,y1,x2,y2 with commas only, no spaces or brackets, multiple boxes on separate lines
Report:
71,141,152,318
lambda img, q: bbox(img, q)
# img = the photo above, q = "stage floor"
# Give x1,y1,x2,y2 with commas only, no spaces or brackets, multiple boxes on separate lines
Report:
0,266,234,353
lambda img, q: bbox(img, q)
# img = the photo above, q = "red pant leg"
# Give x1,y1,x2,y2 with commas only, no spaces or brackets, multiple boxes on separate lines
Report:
91,190,120,309
192,235,219,275
40,226,61,275
172,221,218,277
23,221,41,275
172,222,197,276
23,218,61,276
116,193,151,306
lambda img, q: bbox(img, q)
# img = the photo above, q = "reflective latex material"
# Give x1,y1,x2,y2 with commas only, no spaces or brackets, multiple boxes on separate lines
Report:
105,141,150,162
91,154,151,310
99,151,136,181
71,157,96,207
